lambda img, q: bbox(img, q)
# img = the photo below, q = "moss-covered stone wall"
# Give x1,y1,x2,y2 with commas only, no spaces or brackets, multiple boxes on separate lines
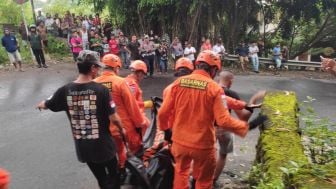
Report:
249,91,336,189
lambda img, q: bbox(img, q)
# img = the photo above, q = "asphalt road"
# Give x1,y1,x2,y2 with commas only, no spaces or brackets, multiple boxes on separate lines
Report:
0,63,335,189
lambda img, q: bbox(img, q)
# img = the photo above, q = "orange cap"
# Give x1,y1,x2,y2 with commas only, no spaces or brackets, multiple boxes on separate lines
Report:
195,50,221,70
102,54,122,68
175,57,194,71
130,60,147,74
0,168,10,188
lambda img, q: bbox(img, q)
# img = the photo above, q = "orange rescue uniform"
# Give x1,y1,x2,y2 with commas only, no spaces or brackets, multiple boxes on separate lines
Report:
94,71,146,167
125,74,150,134
158,70,248,189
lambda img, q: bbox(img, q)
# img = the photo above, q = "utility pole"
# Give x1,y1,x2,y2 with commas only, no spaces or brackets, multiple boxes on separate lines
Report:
30,0,37,24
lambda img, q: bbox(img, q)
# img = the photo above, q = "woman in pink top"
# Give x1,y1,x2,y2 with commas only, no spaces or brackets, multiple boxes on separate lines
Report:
70,31,83,61
109,34,119,55
200,39,212,51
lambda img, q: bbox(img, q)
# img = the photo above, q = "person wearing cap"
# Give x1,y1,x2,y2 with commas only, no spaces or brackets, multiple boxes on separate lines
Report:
0,168,9,189
1,28,24,71
158,50,267,189
125,60,151,134
28,24,47,68
36,50,124,189
94,54,148,167
140,35,156,77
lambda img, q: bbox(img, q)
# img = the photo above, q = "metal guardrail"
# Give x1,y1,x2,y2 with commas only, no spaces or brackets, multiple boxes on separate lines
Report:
223,54,322,68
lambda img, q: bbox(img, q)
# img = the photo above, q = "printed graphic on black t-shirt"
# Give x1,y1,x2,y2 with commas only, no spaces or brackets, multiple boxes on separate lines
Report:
45,82,116,163
67,89,100,140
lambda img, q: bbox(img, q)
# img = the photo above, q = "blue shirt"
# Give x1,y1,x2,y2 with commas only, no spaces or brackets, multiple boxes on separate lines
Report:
236,46,249,56
273,46,281,57
1,35,18,53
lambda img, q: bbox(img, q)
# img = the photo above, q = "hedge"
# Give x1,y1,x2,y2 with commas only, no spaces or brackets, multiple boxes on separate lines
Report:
249,91,336,189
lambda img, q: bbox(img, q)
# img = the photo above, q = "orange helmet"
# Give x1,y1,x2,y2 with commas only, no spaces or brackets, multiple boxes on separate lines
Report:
0,168,10,188
130,60,147,74
175,57,194,71
195,50,221,70
102,54,121,68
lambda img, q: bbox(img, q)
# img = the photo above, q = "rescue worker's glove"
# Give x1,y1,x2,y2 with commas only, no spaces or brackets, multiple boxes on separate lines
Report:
164,129,172,143
248,114,268,130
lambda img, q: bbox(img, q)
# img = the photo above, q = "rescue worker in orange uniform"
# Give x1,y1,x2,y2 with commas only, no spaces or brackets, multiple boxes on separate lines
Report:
0,168,9,189
158,50,267,189
94,54,148,168
143,57,194,165
125,60,150,135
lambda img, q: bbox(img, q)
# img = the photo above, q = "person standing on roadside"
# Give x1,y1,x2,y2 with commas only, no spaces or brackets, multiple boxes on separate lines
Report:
118,32,129,68
37,22,48,54
235,41,249,72
28,25,47,68
45,13,54,35
103,19,113,40
212,39,226,57
170,37,183,63
94,54,148,167
159,40,169,74
273,43,282,73
80,25,89,50
36,10,45,26
109,34,119,56
140,35,155,77
127,35,141,61
184,41,196,63
200,39,212,51
36,50,124,189
1,28,24,71
70,31,83,62
249,42,260,73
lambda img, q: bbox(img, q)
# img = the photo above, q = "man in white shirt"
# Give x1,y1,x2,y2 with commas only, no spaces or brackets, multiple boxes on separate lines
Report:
45,13,55,33
80,25,89,50
249,42,260,73
212,39,226,57
183,41,196,63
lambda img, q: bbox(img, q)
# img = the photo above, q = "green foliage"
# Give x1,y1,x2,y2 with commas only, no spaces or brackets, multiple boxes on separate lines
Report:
299,96,336,165
0,1,34,26
43,0,94,16
47,36,70,56
250,92,336,189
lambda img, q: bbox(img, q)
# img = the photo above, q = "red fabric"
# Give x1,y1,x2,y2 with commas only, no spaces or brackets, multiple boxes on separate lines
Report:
109,39,119,55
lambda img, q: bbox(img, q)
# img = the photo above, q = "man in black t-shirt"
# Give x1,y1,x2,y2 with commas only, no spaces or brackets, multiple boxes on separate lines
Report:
127,35,141,61
36,50,124,189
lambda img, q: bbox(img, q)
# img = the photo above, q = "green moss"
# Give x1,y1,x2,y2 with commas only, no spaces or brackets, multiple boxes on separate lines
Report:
249,91,336,189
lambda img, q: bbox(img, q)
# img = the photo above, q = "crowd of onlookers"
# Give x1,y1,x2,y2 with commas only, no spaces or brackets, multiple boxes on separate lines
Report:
2,10,296,75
